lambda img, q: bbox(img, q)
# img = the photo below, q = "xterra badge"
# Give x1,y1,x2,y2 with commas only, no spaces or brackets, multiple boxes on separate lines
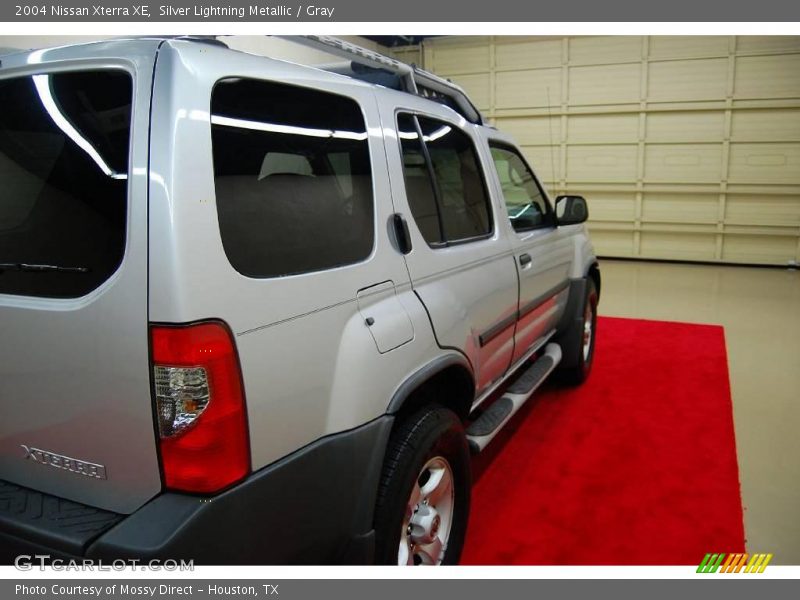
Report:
21,445,107,480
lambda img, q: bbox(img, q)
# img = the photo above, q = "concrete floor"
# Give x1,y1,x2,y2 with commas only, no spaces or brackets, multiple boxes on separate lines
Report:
597,259,800,564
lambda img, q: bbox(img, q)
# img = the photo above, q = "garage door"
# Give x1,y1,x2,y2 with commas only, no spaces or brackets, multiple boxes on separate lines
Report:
413,36,800,266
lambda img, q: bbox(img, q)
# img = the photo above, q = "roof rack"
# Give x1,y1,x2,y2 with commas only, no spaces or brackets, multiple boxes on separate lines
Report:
278,35,484,125
174,35,230,48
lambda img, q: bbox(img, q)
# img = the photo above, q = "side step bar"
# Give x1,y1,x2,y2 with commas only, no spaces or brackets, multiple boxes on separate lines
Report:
466,343,562,453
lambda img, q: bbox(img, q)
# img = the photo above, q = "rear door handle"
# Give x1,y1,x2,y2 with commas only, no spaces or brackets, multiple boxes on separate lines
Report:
519,253,532,267
391,214,412,255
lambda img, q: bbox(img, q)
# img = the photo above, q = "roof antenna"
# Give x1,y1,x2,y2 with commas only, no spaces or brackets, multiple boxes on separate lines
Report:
546,87,557,192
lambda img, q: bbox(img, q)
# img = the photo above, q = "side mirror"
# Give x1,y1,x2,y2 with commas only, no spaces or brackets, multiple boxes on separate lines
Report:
555,195,589,226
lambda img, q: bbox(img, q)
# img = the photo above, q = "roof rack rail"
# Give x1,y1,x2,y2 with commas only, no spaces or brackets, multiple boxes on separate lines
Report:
174,35,229,48
278,35,484,125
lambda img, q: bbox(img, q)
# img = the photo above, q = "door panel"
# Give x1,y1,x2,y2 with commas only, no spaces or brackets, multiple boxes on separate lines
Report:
511,229,573,363
381,104,519,395
410,245,519,393
484,139,574,364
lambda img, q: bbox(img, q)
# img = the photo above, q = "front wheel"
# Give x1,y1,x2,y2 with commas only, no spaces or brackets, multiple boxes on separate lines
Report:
373,405,471,565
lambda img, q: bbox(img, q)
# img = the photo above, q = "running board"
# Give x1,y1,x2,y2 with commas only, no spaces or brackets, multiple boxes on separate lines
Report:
466,343,562,453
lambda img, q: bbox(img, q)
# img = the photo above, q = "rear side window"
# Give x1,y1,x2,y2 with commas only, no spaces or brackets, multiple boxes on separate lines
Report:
397,113,492,247
211,78,374,278
0,71,131,298
397,113,443,245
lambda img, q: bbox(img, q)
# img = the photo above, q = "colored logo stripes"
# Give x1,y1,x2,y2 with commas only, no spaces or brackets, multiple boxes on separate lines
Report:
697,553,773,573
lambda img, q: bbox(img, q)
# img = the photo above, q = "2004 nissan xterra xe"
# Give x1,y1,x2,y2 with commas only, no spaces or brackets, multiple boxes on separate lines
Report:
0,36,600,565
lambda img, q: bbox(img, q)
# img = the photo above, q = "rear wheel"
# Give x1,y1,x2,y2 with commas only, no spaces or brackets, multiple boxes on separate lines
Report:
374,405,471,565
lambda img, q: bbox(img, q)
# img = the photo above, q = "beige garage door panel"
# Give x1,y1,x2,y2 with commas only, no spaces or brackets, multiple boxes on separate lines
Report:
588,230,636,256
645,144,724,183
728,143,800,185
568,114,639,143
641,232,717,260
569,36,642,65
521,146,561,183
648,58,729,102
734,54,800,99
646,111,725,143
726,194,800,227
730,109,800,142
422,35,800,265
642,193,719,224
569,63,641,105
736,36,800,55
496,68,562,109
496,39,561,70
649,36,731,60
722,234,799,263
496,116,561,146
567,145,639,182
431,43,489,75
586,193,637,222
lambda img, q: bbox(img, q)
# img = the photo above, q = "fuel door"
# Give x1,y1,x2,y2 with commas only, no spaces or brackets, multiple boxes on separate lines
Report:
356,281,414,353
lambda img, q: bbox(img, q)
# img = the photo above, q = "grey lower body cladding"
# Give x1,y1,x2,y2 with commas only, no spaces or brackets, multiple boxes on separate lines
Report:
0,416,393,565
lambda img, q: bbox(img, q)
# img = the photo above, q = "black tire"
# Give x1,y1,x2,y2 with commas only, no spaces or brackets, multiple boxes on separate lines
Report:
373,405,471,565
557,278,598,385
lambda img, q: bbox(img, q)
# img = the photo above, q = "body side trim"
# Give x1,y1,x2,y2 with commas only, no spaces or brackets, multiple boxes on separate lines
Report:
517,279,571,320
477,312,518,348
477,279,570,348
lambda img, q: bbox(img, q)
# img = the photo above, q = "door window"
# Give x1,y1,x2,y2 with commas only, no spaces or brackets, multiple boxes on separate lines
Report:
489,144,553,232
397,113,493,246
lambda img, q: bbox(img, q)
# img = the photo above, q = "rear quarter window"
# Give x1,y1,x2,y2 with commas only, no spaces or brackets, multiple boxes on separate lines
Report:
211,78,374,279
0,71,132,298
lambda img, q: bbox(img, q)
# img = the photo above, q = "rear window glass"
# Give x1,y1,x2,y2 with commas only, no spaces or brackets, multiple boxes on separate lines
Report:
211,78,374,278
0,71,132,298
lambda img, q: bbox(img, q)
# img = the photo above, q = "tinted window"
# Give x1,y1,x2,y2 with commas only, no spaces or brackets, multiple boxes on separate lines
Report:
397,114,492,246
0,71,131,298
211,78,374,278
418,116,492,242
397,113,443,245
490,144,551,232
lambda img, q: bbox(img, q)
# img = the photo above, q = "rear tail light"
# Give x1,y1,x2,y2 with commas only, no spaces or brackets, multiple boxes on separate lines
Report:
150,321,250,494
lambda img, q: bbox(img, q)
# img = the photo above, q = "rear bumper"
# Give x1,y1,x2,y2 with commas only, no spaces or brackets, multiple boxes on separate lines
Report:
0,415,393,565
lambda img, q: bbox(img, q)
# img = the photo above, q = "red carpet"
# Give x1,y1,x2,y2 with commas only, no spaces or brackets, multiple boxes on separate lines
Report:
462,316,745,565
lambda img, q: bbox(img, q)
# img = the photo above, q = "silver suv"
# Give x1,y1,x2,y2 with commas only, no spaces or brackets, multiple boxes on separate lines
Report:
0,36,600,565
